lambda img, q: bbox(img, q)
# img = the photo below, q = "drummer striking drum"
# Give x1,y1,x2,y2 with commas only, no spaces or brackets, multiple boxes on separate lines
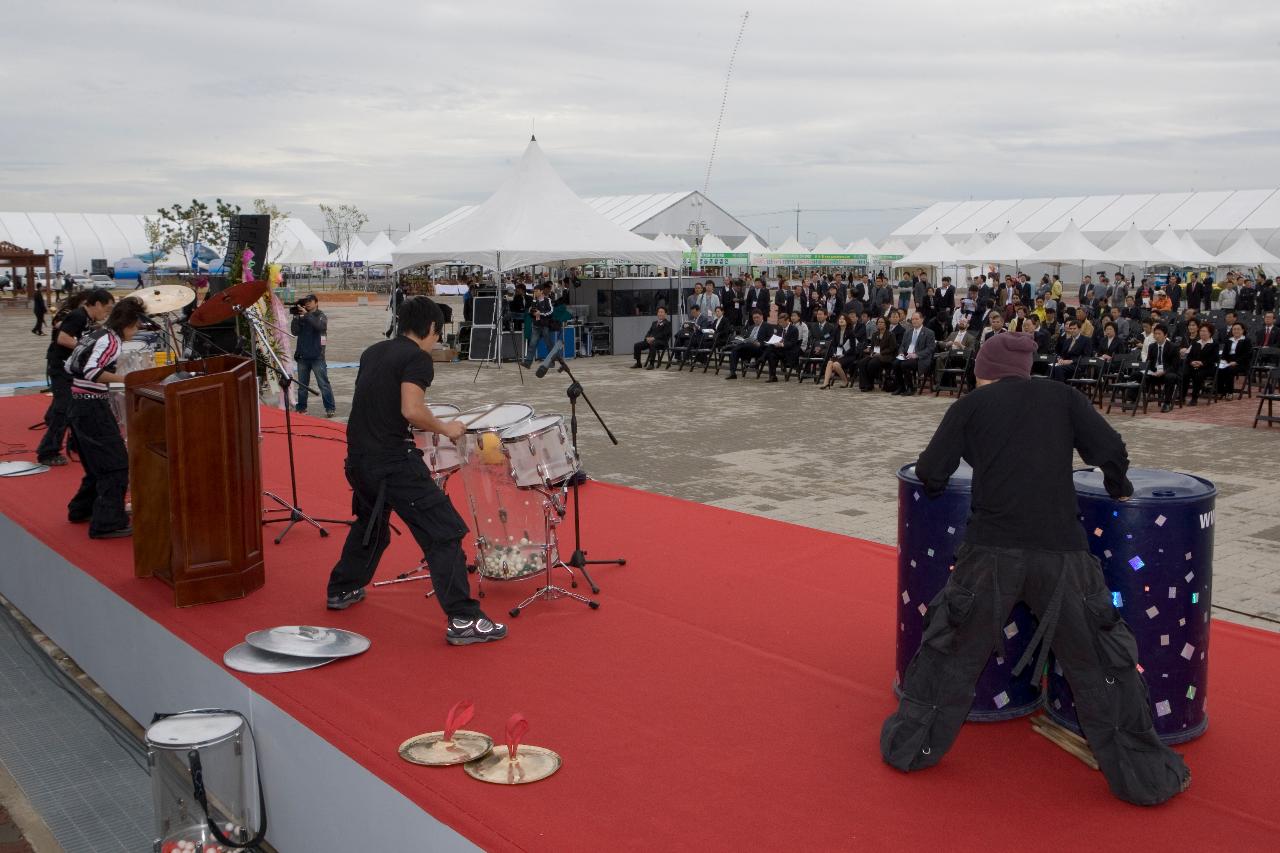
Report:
880,332,1190,805
326,296,507,646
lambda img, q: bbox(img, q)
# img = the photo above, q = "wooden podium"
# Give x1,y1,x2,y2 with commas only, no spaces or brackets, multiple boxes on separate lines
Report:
125,356,265,606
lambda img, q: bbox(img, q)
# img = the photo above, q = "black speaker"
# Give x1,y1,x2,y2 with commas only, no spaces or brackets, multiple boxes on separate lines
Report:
468,327,520,361
472,295,498,326
220,214,270,283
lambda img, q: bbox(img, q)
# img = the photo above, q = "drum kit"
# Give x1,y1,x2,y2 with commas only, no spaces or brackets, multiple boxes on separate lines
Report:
376,399,597,617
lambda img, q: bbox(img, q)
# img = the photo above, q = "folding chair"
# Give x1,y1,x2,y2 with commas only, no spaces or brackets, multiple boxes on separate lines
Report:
1253,367,1280,428
1067,356,1104,404
1105,353,1146,416
1248,346,1280,397
933,350,970,397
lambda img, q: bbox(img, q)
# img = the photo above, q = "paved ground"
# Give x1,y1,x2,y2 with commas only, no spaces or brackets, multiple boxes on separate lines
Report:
2,298,1277,631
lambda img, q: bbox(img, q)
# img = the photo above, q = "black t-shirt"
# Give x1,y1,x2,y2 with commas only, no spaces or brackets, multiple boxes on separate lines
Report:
346,336,435,458
48,307,90,363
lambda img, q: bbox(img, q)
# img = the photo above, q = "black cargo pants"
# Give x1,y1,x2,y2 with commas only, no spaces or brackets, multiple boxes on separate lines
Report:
66,396,130,535
881,543,1190,806
36,362,74,460
326,448,481,620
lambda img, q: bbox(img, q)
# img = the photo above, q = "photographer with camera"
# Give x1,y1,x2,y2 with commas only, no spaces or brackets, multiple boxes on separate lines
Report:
290,293,336,417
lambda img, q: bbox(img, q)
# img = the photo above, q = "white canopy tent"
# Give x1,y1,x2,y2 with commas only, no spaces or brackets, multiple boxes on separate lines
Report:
956,232,989,259
1150,230,1207,266
392,138,680,272
811,236,844,253
773,236,809,254
1103,224,1174,265
330,235,368,264
892,232,958,267
274,218,332,265
736,233,769,253
1179,233,1218,266
845,237,880,255
1033,220,1111,265
1212,231,1280,267
698,234,734,254
958,221,1039,264
363,232,397,266
876,238,911,258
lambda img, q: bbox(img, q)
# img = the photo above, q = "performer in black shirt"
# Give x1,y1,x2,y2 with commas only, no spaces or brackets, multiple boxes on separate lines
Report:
881,332,1190,806
326,296,506,646
38,288,115,466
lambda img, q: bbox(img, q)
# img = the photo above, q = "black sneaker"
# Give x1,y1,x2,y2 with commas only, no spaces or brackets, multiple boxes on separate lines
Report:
38,454,69,467
326,588,366,610
446,615,508,646
89,526,132,539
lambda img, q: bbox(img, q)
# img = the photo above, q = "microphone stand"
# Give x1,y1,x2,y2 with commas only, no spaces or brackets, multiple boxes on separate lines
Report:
237,306,352,544
550,354,625,594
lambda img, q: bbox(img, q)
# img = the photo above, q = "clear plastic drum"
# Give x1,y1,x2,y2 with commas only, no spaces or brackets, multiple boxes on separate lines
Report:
456,403,547,580
413,403,462,476
108,383,128,441
117,340,154,376
501,414,578,489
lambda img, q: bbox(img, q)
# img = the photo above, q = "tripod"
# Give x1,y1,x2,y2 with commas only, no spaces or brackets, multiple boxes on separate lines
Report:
239,306,353,544
551,355,625,594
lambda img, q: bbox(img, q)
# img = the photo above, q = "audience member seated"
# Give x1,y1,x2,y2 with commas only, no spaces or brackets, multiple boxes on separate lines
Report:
819,314,859,389
1028,314,1052,355
1180,323,1217,406
1050,319,1091,381
891,312,937,396
1097,322,1126,361
671,305,714,366
761,313,800,382
1255,311,1280,349
724,309,773,379
1145,323,1181,412
632,306,673,369
857,317,898,392
1217,322,1252,397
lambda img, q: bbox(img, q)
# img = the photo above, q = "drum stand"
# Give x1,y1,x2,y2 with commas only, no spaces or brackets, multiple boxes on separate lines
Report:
509,486,599,617
372,472,455,598
239,306,353,544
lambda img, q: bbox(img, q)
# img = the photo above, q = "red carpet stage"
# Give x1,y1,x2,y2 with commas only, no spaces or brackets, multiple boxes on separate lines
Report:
1,394,1278,851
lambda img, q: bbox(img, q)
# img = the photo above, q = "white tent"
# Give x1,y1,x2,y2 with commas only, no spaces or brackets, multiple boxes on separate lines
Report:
392,138,681,271
1212,231,1280,266
1104,224,1174,265
811,236,844,253
1033,220,1111,264
956,232,989,259
330,235,368,264
892,233,958,267
1151,230,1198,265
736,233,769,253
363,232,397,265
958,221,1038,263
845,237,879,255
1178,232,1217,265
274,217,332,265
698,233,734,254
876,238,911,258
774,236,809,253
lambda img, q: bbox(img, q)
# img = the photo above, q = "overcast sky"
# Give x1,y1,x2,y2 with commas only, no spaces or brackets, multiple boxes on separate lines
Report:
3,0,1279,244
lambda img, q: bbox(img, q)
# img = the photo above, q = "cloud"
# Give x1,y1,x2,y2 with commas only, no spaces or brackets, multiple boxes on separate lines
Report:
2,0,1279,244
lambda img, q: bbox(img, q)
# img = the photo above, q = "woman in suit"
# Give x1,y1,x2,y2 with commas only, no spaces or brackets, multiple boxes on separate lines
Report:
1182,323,1217,406
820,313,858,389
1097,322,1127,361
857,317,898,392
1216,322,1252,398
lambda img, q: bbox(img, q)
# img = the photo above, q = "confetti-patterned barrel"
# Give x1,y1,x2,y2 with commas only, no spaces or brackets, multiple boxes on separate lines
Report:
896,464,1043,721
1046,468,1215,744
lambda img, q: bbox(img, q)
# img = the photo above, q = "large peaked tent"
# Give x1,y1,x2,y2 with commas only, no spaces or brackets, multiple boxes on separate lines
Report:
892,233,957,267
1213,231,1280,266
1033,220,1110,264
392,138,681,272
958,221,1038,263
1104,224,1174,265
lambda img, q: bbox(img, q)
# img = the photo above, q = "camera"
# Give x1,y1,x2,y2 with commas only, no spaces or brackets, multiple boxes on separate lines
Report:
289,299,307,316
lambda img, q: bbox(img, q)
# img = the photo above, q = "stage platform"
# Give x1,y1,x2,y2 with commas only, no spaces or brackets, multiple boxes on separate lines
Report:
0,394,1278,851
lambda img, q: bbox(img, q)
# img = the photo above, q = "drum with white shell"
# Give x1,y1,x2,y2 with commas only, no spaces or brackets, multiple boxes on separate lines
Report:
501,414,578,489
413,403,462,478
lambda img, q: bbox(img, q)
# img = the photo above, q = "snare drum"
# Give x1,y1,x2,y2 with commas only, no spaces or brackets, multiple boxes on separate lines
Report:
413,403,462,477
500,415,578,489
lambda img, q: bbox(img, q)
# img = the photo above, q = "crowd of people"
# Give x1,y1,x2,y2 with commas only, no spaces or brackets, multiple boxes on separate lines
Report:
644,269,1279,413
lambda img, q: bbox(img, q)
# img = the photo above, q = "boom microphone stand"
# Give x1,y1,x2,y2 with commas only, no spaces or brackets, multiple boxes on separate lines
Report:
549,353,625,594
238,305,353,544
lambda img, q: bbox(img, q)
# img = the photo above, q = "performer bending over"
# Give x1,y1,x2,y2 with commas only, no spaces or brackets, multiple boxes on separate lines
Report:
881,332,1190,805
325,296,507,646
38,288,116,467
65,296,146,539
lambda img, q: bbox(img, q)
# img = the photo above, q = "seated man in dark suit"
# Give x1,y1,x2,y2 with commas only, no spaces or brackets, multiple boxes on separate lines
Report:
725,309,773,379
631,306,672,369
671,305,713,366
891,311,936,395
1144,323,1182,412
1254,311,1280,349
1049,319,1092,381
1028,314,1053,356
762,313,801,382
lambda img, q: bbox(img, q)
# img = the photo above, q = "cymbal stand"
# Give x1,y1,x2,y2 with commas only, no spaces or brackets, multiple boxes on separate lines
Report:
508,484,599,617
371,470,455,598
238,305,353,544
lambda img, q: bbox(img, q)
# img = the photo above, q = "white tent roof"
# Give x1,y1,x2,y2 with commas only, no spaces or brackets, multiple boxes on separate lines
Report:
1213,231,1280,266
274,217,331,264
845,237,879,255
1104,223,1174,264
392,139,682,271
330,234,367,263
811,236,843,253
364,232,397,265
892,233,957,266
958,221,1038,263
876,238,911,257
736,233,769,253
774,236,809,253
956,232,989,258
1179,233,1217,265
1033,220,1111,264
699,234,734,254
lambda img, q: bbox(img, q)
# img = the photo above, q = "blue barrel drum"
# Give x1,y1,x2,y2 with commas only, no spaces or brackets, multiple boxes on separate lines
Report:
896,463,1043,720
1047,468,1215,744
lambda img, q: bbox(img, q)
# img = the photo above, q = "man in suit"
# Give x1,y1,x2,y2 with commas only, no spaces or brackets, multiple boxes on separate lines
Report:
1050,319,1092,381
1028,315,1054,361
774,283,796,318
936,276,956,319
1254,311,1280,349
725,309,774,379
741,280,764,326
1215,311,1242,347
892,312,937,395
762,313,801,382
631,306,672,369
1145,323,1182,412
671,305,712,366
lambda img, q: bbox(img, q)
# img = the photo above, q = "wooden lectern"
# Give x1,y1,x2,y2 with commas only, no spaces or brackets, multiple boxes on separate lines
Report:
125,356,265,606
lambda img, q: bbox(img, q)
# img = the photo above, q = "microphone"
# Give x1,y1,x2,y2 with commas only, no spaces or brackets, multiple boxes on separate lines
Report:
535,339,564,378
